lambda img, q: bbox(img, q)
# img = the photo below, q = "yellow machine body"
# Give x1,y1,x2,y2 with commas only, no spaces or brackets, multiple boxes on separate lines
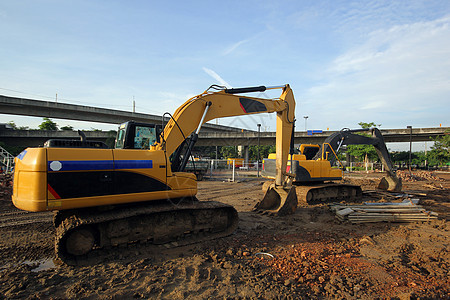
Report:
266,152,343,181
13,147,196,212
13,84,297,214
11,84,300,264
262,130,401,204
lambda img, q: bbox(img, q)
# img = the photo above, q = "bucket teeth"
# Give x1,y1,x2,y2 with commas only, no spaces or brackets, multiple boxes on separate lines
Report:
254,183,298,216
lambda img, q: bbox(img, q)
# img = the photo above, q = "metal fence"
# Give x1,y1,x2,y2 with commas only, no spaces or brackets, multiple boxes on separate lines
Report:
0,145,14,173
201,159,262,182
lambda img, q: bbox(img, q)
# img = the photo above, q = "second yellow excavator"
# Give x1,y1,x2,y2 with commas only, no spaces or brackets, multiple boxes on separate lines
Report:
262,128,402,204
12,84,298,264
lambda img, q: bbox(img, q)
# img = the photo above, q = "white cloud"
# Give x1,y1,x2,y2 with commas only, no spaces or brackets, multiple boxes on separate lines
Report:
202,67,232,88
222,39,251,56
221,31,266,56
360,100,387,110
304,15,450,129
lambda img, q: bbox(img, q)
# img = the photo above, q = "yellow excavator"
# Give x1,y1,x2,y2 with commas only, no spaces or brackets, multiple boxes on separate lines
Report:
262,127,402,204
12,84,297,264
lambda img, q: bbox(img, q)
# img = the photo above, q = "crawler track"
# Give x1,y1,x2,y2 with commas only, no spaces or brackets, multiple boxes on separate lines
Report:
296,183,362,204
55,199,239,265
262,181,363,205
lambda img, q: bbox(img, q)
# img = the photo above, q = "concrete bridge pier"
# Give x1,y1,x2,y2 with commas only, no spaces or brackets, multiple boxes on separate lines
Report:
237,145,250,166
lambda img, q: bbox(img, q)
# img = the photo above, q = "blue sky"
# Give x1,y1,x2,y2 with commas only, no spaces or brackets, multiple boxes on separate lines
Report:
1,0,449,149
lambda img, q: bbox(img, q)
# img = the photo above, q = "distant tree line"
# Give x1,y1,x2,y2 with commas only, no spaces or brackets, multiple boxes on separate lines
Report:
389,132,449,167
3,118,116,154
8,118,77,131
343,122,449,167
4,119,449,166
8,118,107,131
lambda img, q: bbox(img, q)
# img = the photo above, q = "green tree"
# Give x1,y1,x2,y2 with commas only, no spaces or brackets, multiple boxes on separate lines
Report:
357,122,381,128
60,125,74,131
7,121,29,130
220,146,239,159
391,151,410,164
392,151,426,167
413,151,427,167
428,130,450,166
38,118,58,130
346,122,379,162
249,145,276,161
7,121,17,129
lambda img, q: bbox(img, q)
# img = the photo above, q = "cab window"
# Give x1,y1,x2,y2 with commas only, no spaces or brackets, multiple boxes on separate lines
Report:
134,126,156,149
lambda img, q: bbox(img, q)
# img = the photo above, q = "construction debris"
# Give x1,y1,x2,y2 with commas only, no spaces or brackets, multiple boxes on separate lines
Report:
330,199,438,223
397,170,444,182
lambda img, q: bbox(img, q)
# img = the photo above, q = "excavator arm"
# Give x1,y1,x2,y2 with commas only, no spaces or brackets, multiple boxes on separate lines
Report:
317,128,402,191
156,84,298,215
157,85,295,183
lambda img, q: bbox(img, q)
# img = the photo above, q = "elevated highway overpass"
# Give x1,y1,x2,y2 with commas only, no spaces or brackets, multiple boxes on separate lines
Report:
0,93,447,148
0,94,246,133
0,127,447,148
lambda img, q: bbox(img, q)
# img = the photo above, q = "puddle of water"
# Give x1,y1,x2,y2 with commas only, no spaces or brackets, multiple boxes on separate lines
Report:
23,259,56,272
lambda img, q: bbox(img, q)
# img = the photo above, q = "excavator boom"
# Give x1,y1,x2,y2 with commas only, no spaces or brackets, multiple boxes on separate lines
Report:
156,84,298,215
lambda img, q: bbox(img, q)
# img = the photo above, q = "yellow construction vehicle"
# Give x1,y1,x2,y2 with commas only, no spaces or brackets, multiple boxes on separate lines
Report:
262,128,402,204
12,84,297,264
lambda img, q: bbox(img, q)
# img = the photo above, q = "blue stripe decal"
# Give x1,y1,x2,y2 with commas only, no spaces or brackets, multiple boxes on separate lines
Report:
114,160,153,169
48,160,114,172
47,160,153,171
17,150,27,160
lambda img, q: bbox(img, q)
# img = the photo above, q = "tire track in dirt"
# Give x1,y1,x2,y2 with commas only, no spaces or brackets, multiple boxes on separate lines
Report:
0,174,448,299
0,210,53,228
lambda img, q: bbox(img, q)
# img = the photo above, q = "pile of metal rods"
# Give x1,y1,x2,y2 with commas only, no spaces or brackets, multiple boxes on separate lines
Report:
330,199,438,223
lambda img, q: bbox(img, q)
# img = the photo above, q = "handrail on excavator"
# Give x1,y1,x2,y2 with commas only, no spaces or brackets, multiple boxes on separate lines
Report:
321,142,345,169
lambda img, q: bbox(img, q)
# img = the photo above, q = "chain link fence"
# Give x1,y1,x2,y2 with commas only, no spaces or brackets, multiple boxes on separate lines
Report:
194,159,262,182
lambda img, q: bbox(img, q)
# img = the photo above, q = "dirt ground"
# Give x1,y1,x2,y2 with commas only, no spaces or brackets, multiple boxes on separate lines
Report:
0,171,449,299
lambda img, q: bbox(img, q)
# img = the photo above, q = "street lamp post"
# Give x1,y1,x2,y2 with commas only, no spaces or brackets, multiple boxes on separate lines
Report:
407,126,412,174
257,124,261,177
303,116,308,131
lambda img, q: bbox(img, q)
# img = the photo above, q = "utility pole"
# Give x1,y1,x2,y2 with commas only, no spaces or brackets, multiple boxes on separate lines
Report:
424,141,427,168
303,116,308,131
257,123,261,177
407,126,412,174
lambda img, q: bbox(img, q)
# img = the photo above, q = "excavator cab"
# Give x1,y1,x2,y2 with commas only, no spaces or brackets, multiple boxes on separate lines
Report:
115,121,162,149
299,144,320,160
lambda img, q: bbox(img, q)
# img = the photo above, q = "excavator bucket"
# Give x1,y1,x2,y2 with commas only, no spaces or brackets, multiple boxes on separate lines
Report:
254,183,298,216
378,175,402,192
